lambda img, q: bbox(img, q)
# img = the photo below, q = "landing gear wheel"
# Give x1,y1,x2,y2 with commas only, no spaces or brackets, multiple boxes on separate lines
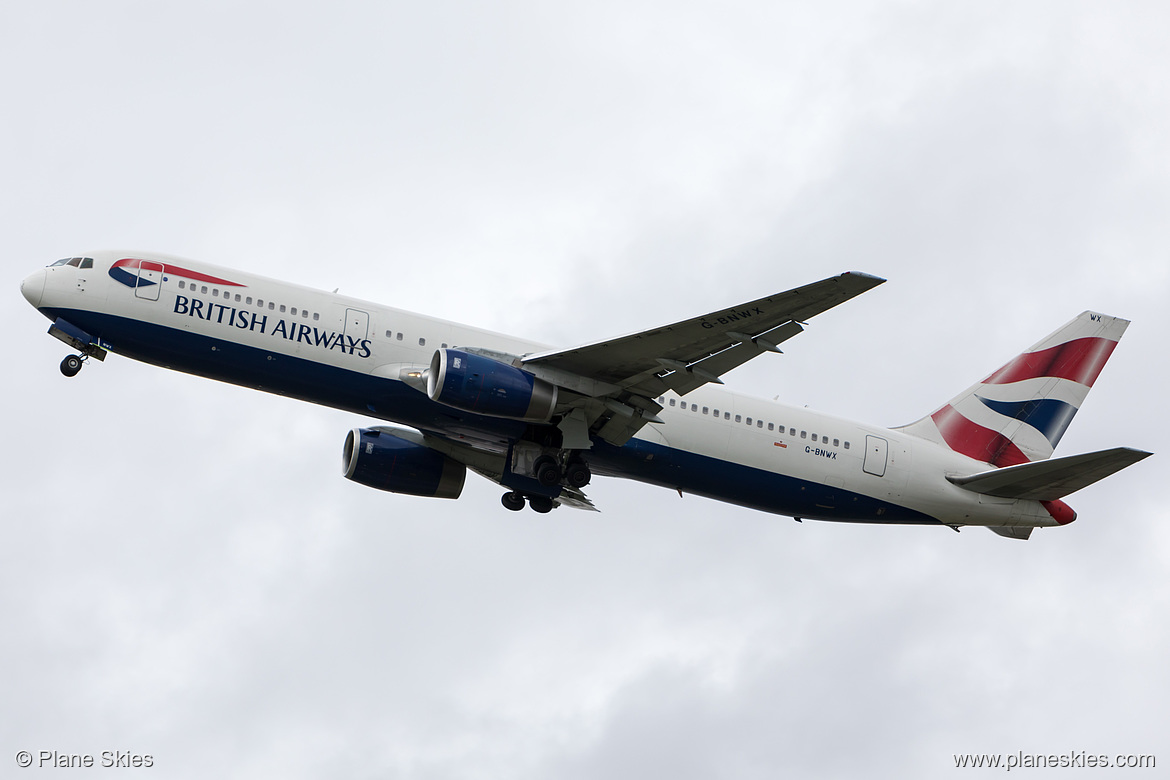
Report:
565,461,591,488
529,496,554,514
501,491,526,512
60,354,83,377
534,456,561,487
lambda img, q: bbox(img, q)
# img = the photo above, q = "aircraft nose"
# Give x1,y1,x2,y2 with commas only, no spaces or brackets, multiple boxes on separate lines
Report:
21,269,46,308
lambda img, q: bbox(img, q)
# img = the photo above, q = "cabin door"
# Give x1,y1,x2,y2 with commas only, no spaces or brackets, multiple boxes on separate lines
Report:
863,435,888,477
344,308,369,341
134,261,165,301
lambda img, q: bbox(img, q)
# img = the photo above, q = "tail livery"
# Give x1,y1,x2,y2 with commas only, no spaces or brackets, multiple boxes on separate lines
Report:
898,311,1129,467
899,311,1150,539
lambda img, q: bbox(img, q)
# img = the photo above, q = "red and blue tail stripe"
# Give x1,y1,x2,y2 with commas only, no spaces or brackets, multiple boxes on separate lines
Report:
898,312,1129,466
983,337,1118,387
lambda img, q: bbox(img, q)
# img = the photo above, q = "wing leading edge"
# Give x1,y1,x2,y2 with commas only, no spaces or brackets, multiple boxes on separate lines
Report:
521,271,885,446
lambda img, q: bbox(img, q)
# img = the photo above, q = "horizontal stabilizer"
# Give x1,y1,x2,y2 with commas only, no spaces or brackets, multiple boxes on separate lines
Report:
948,447,1152,500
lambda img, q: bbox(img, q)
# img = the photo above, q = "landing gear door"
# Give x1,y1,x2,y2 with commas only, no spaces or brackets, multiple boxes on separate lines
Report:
134,261,164,301
863,435,888,477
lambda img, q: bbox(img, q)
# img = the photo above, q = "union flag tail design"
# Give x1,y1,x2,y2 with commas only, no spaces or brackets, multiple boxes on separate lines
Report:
896,312,1129,466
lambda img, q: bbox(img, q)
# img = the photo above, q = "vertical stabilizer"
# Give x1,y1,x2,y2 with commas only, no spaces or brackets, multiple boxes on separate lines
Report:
896,312,1129,466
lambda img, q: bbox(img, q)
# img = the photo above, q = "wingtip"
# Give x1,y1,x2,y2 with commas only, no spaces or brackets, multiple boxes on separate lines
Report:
844,271,886,284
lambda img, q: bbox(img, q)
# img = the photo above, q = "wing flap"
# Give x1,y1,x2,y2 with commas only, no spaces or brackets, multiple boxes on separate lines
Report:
948,447,1152,500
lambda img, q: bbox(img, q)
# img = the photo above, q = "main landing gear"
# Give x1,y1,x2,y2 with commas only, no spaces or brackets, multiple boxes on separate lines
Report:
502,441,592,513
532,454,591,489
60,354,85,377
500,455,592,514
500,491,555,514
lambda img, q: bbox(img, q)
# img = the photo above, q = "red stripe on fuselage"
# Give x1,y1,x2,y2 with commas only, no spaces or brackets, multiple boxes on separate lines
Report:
983,337,1117,388
931,405,1031,467
112,258,246,287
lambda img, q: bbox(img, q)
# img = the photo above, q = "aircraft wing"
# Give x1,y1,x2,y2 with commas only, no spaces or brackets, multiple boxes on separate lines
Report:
521,271,885,445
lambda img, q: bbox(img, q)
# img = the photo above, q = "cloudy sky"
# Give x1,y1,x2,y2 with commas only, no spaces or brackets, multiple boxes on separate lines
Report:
3,1,1168,777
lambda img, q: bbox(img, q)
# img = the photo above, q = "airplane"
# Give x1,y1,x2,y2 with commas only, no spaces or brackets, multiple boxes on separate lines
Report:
20,251,1151,539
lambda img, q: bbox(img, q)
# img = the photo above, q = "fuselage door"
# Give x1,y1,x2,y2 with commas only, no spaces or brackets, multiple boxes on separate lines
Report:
134,260,165,301
345,308,369,341
863,435,888,477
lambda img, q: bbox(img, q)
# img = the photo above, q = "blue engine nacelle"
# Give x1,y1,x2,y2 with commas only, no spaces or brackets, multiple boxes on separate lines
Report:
427,348,558,422
343,428,466,499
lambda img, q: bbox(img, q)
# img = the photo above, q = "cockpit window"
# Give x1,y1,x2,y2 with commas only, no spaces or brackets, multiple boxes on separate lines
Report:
48,257,94,268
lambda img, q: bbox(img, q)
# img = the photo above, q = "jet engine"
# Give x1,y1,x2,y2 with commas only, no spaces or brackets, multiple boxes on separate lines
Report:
343,428,466,499
427,348,558,422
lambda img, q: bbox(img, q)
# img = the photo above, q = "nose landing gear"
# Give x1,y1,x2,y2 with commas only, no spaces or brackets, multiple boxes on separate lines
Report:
60,354,84,377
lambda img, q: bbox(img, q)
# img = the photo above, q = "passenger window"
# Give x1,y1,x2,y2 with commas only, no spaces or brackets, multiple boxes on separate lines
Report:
419,338,426,346
812,434,818,442
268,302,275,310
396,333,403,341
669,399,676,406
844,441,851,450
790,428,796,436
279,305,286,313
302,310,309,318
691,404,697,412
385,330,393,338
702,407,708,415
800,431,807,439
246,297,253,305
724,412,730,420
735,415,742,423
757,420,763,428
313,313,319,321
291,307,297,315
746,417,753,425
201,286,208,294
833,438,839,447
235,294,242,302
768,423,774,431
178,280,186,289
712,409,719,417
212,289,219,297
257,299,264,307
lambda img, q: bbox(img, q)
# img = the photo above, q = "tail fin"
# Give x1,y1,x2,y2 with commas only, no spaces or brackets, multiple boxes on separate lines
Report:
896,311,1129,466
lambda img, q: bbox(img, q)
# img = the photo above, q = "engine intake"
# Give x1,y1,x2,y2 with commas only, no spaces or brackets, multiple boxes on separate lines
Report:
427,348,557,422
343,428,466,499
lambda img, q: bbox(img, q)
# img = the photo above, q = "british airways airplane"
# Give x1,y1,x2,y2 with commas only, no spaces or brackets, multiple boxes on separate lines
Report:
20,251,1150,539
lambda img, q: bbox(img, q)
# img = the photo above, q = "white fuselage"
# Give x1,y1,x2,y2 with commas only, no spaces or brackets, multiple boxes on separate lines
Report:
20,251,1064,530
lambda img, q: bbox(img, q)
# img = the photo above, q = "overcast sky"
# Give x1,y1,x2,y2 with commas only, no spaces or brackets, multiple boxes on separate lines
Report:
3,2,1168,778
